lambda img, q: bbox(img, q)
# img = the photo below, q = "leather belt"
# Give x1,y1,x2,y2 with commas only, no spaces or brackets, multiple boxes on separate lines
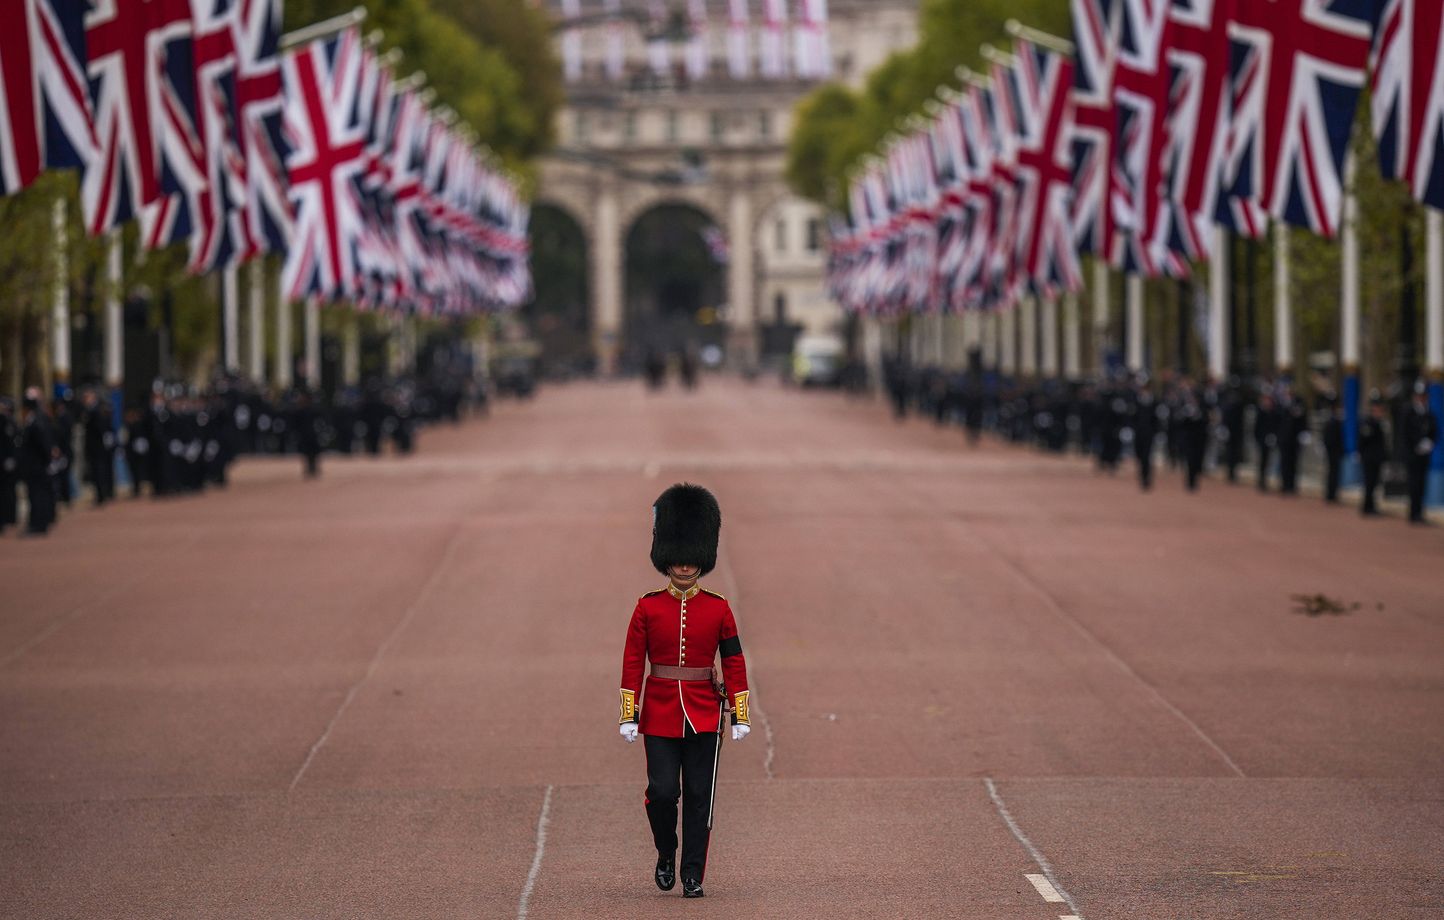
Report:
651,665,714,681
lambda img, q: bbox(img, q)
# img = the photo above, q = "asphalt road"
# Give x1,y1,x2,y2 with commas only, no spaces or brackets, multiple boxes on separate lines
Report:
2,379,1441,919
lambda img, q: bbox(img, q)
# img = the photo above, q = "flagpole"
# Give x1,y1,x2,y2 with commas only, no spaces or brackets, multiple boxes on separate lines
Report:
1004,19,1075,55
1208,226,1230,382
304,299,321,388
1041,296,1059,379
51,198,71,398
1092,259,1109,374
279,7,367,50
248,259,265,381
1340,155,1361,483
1062,291,1080,380
1426,207,1443,505
222,264,240,372
1126,273,1144,372
1273,222,1292,375
1019,296,1037,378
275,288,293,391
104,230,124,445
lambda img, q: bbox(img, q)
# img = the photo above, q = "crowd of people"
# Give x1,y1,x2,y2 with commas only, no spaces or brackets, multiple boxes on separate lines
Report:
1,372,485,539
882,356,1440,526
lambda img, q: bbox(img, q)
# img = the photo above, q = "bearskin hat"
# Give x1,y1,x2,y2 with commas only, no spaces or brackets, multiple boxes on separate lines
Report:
650,483,721,577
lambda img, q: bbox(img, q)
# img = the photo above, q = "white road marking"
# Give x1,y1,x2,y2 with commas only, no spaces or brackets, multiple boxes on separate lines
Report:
1026,873,1065,903
984,778,1085,919
288,526,465,793
1061,915,1082,919
516,784,554,920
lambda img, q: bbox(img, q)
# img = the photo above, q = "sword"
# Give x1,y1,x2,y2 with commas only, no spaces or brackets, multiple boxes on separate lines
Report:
706,697,724,830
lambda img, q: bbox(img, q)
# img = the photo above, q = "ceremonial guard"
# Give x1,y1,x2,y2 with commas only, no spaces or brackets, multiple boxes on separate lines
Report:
619,484,751,899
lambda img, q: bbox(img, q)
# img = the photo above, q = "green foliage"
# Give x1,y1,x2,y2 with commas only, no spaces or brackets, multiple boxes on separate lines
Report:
284,0,558,168
787,0,1073,212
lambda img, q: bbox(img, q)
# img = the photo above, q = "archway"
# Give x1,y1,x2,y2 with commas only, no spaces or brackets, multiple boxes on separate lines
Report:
524,203,591,375
623,202,727,371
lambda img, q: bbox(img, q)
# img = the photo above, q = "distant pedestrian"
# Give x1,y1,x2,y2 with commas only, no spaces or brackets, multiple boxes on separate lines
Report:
1132,380,1159,491
0,398,18,532
1254,390,1277,492
82,388,116,506
1359,394,1389,517
1319,393,1344,504
1402,380,1438,525
1178,387,1209,492
1221,378,1247,483
1277,386,1308,496
19,391,58,536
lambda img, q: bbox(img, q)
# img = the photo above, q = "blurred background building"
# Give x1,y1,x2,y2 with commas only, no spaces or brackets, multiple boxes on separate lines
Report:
531,0,918,377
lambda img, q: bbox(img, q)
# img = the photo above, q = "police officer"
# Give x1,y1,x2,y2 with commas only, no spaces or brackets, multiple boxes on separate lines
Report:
1277,384,1308,496
1319,392,1345,504
1402,379,1439,525
0,397,19,532
81,388,117,506
1132,377,1160,491
1254,388,1278,492
19,390,59,536
1359,392,1389,517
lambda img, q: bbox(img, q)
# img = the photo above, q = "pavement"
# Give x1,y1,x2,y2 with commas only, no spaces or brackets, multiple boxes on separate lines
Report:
1,378,1441,920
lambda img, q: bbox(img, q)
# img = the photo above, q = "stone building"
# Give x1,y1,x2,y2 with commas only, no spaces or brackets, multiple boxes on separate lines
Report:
535,0,918,373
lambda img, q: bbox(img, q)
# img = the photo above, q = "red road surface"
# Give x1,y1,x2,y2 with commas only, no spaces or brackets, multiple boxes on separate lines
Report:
2,379,1441,919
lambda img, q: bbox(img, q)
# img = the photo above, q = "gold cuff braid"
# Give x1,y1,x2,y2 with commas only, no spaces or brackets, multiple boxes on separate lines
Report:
619,689,637,724
732,690,750,725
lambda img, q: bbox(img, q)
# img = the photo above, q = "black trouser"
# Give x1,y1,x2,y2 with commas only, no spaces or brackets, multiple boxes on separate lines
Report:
24,476,55,534
1407,457,1429,521
1280,447,1299,494
1136,449,1152,491
1256,446,1272,491
1362,460,1382,513
1324,451,1342,502
1186,448,1205,492
645,726,719,882
88,451,114,504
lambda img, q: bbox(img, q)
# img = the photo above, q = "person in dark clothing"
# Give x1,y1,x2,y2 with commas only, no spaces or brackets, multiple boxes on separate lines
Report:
19,391,59,536
1253,390,1277,492
0,398,19,531
144,391,176,497
1359,394,1389,517
1178,387,1210,492
81,388,116,506
1220,379,1247,482
1277,386,1308,496
1319,393,1345,504
1132,381,1159,491
292,390,323,478
1402,380,1439,524
361,384,388,455
50,397,75,507
644,348,667,391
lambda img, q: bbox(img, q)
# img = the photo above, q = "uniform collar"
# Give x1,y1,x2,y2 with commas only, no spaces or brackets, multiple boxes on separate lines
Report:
666,582,700,601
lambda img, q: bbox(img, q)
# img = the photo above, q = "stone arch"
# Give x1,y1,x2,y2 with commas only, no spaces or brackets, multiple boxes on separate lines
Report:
620,200,729,367
525,203,593,373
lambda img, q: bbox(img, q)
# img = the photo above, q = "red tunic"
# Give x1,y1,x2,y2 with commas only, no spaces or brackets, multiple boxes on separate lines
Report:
619,584,751,738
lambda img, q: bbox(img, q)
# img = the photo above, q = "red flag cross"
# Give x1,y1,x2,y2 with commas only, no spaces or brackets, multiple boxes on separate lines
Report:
1225,0,1373,237
84,0,194,234
1014,41,1081,297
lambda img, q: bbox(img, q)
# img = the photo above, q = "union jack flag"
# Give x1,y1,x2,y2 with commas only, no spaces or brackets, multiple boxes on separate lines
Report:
1220,0,1376,238
985,57,1023,309
0,0,96,196
1109,0,1177,276
957,85,997,310
1371,0,1444,209
142,0,244,270
1012,39,1082,298
1069,0,1120,257
82,0,195,235
1155,0,1236,261
280,27,368,302
233,0,289,261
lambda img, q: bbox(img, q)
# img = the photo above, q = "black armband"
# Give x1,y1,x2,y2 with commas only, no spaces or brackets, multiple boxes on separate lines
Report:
719,635,743,658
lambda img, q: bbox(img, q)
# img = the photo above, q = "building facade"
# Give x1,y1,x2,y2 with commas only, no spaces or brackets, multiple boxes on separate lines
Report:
537,0,918,372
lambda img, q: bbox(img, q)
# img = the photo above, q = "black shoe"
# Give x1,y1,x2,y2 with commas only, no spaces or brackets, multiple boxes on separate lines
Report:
654,854,675,891
681,877,704,898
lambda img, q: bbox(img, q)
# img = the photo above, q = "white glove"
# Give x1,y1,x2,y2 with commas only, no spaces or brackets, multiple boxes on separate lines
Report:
619,723,639,743
731,724,750,742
